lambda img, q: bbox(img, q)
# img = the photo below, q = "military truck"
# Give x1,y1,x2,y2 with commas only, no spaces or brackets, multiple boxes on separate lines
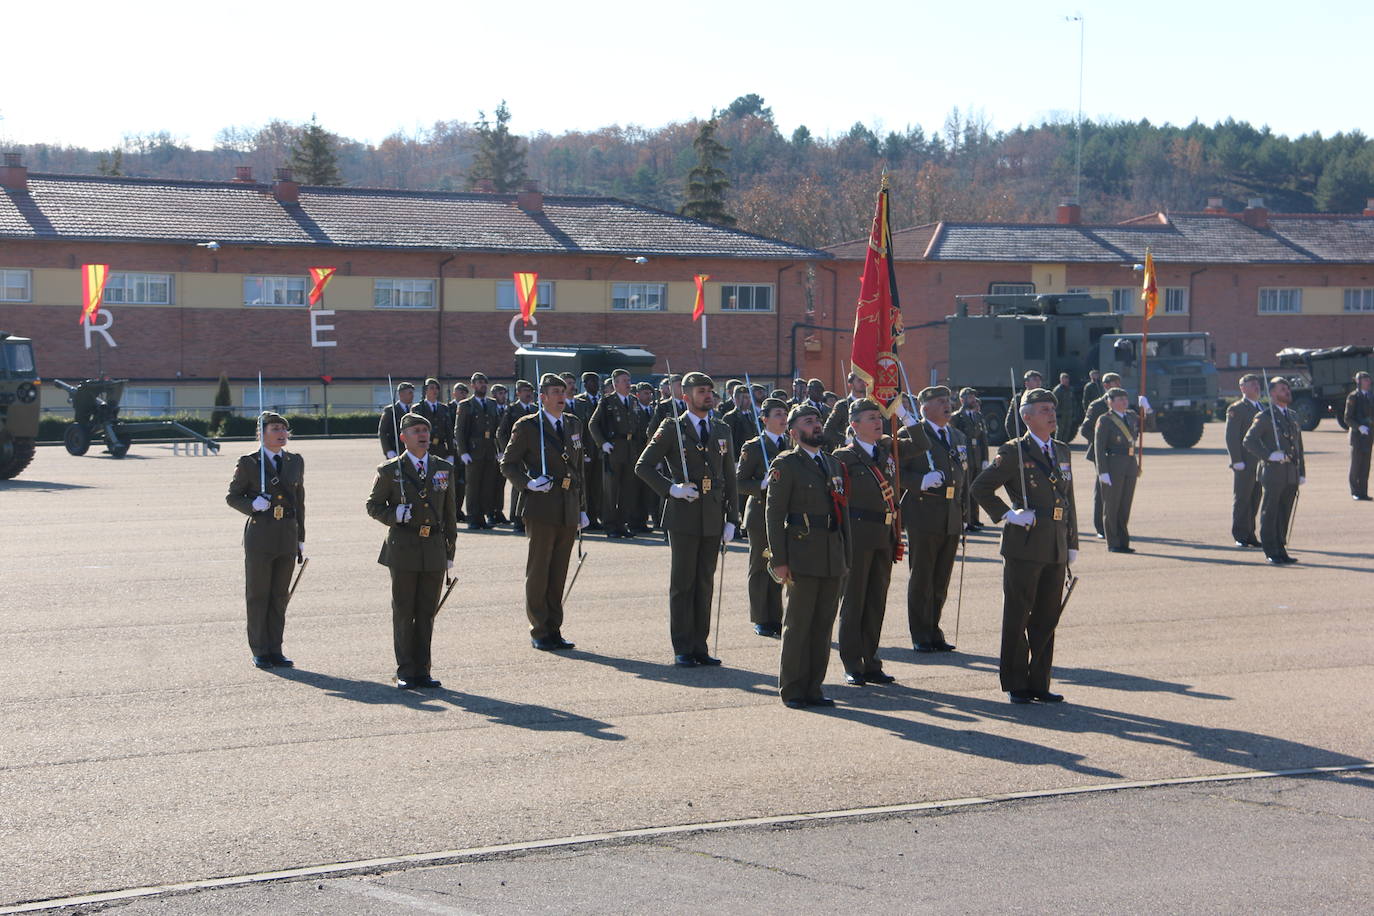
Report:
0,331,41,479
1276,345,1374,431
514,344,657,384
947,293,1219,448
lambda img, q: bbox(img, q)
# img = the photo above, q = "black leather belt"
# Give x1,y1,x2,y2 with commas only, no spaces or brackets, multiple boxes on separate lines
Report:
848,506,891,524
786,511,836,531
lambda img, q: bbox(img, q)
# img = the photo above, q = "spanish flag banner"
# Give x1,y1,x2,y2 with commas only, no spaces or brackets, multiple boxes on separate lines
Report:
308,267,337,307
849,177,904,418
692,274,709,321
1141,249,1158,320
79,264,109,325
513,272,539,325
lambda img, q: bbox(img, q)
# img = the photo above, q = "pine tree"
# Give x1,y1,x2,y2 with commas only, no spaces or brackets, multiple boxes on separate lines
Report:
210,373,232,435
288,116,342,186
467,101,527,192
681,118,736,227
96,148,123,176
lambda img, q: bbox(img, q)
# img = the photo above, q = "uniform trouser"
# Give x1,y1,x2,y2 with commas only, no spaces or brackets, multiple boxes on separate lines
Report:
907,532,959,645
455,473,467,519
1091,472,1105,535
1231,465,1261,542
584,452,603,522
602,457,637,530
1102,472,1137,550
495,473,507,519
465,455,500,519
1259,476,1298,558
667,531,720,656
999,558,1068,693
1350,437,1372,497
391,568,444,680
245,549,294,656
524,519,576,639
839,544,893,675
780,574,844,702
966,483,983,526
510,485,526,523
746,526,783,626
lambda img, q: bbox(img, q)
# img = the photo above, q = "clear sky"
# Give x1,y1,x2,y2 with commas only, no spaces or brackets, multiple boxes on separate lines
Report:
3,0,1368,151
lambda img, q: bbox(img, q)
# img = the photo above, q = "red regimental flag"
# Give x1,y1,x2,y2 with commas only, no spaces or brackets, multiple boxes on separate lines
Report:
849,180,904,417
1141,250,1158,320
308,267,337,307
514,272,539,325
79,264,109,325
693,274,709,321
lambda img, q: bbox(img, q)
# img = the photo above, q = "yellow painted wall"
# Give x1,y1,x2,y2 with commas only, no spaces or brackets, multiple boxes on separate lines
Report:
1036,264,1067,293
31,268,79,305
1299,287,1342,315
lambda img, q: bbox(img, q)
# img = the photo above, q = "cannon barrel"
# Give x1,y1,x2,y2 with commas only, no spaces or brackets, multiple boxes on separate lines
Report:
52,378,78,393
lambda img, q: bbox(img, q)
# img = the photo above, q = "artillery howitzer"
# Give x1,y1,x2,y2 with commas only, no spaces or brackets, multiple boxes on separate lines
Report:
54,378,220,458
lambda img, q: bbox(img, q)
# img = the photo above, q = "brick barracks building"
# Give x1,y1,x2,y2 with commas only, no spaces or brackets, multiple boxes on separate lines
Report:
0,156,841,416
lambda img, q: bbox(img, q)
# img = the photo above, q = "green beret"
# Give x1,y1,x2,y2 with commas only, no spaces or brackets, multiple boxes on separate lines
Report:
396,381,415,391
259,411,289,429
539,373,566,392
611,367,630,379
490,383,508,393
850,397,882,417
682,371,714,390
725,378,743,391
787,404,821,427
634,381,654,392
760,397,789,415
1355,371,1370,382
1105,387,1129,400
770,389,787,399
1021,387,1058,407
807,377,823,386
958,387,978,398
1238,373,1262,385
424,377,440,389
1023,370,1044,382
453,382,470,393
581,371,600,382
1268,376,1290,390
918,385,952,403
470,372,488,382
400,412,431,430
515,379,534,391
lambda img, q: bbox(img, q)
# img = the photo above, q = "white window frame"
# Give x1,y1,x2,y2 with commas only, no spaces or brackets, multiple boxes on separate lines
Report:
1163,287,1188,315
720,283,775,313
1258,288,1302,314
242,385,310,415
120,387,175,416
244,276,307,307
496,279,555,311
1343,288,1374,313
0,268,32,302
374,278,436,310
612,282,667,312
104,272,173,305
1110,287,1136,314
989,282,1035,295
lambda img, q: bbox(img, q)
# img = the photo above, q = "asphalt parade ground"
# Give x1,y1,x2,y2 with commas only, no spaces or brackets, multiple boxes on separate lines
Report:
2,423,1371,912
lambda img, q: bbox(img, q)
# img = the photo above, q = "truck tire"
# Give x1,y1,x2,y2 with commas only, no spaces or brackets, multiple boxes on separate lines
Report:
0,438,36,479
64,423,91,456
1289,396,1321,431
1159,412,1205,449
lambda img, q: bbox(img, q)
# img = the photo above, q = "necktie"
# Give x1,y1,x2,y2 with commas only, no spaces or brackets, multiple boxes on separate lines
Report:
815,453,827,478
699,419,708,441
554,419,563,439
415,459,424,478
1044,443,1053,462
939,428,949,449
272,453,282,477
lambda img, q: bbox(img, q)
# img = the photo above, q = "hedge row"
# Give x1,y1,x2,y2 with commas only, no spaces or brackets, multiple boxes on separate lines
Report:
36,412,382,441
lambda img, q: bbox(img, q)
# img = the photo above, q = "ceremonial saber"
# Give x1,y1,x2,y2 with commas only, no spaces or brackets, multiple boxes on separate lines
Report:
257,371,266,496
713,534,727,657
387,374,406,504
1009,368,1029,512
433,574,458,619
536,359,547,479
664,358,690,485
744,372,768,464
285,556,308,605
563,527,588,603
1059,569,1079,614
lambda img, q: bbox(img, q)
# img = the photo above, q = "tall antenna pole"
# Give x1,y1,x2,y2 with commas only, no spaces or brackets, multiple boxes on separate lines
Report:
1067,12,1085,203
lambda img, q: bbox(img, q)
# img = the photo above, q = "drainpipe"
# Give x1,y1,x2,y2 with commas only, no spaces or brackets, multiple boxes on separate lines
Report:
1187,266,1207,333
437,254,456,378
775,262,797,383
816,262,840,385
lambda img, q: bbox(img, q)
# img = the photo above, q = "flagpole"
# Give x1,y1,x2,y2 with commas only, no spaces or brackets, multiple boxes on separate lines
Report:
1138,248,1154,475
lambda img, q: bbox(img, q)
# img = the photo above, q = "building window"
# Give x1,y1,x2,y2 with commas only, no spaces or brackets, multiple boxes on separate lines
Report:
1110,288,1136,314
1163,287,1188,315
104,272,173,305
373,278,436,309
1066,287,1089,294
1343,288,1374,313
612,282,666,311
496,279,555,311
121,387,174,416
720,283,774,312
242,385,310,414
0,269,32,302
1258,288,1302,314
989,282,1035,295
244,276,307,307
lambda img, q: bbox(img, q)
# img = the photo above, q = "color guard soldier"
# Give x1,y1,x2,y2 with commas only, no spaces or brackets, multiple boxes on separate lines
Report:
1344,370,1373,500
1094,387,1141,553
455,372,502,529
378,381,416,458
1079,370,1123,538
951,387,990,531
1225,374,1265,546
498,379,540,532
822,372,868,449
226,411,305,669
970,388,1079,704
1005,370,1044,444
1243,377,1306,564
635,371,739,667
766,404,852,709
736,397,790,637
365,412,458,689
904,387,967,654
500,373,587,651
590,368,640,538
414,378,451,460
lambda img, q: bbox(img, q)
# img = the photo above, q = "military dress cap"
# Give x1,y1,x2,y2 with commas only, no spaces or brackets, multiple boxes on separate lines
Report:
490,383,508,393
515,378,534,391
1021,387,1058,407
761,397,790,415
1239,372,1262,385
424,377,440,389
1356,370,1371,382
1268,375,1290,389
787,404,821,427
400,411,431,430
958,386,978,398
1105,386,1129,399
1023,370,1044,381
470,372,488,382
581,371,600,382
682,371,714,390
726,378,743,391
1102,372,1123,384
396,381,415,391
611,367,631,379
849,397,882,416
918,385,952,403
259,411,289,429
539,372,566,391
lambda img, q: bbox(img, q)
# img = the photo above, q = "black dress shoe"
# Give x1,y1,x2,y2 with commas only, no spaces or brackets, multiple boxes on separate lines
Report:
1355,495,1373,501
933,641,957,652
1265,555,1286,565
1008,690,1034,704
754,623,781,637
532,637,560,651
492,513,509,524
252,655,274,669
694,653,722,666
1108,546,1136,554
415,676,442,688
1279,554,1298,564
1247,539,1264,548
396,678,419,689
270,653,294,668
865,671,896,684
1032,690,1064,703
807,696,836,707
674,654,700,667
513,522,526,533
607,529,629,539
844,672,866,686
1235,540,1252,548
783,698,808,709
1094,532,1105,539
467,522,487,531
913,643,939,653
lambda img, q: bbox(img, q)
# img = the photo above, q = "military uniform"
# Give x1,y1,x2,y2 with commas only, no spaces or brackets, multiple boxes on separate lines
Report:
365,430,458,684
499,398,540,524
822,395,861,450
378,399,414,457
446,392,468,519
970,405,1078,698
1343,384,1374,499
737,428,789,634
571,390,603,526
1243,404,1305,562
1052,382,1077,440
635,393,740,662
1079,392,1114,537
500,404,586,644
413,397,452,460
590,389,641,536
1081,379,1103,414
1225,394,1264,544
765,443,851,705
950,398,990,527
1094,402,1140,552
902,418,967,650
629,391,658,529
226,437,304,665
454,392,502,525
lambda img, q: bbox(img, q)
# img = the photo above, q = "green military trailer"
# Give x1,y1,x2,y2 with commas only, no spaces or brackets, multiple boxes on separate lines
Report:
946,293,1218,448
0,331,41,479
1277,345,1374,431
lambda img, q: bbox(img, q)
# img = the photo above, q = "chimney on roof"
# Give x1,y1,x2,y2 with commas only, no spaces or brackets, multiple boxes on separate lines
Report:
234,166,254,183
1240,197,1268,230
0,153,26,192
474,178,496,193
1204,197,1226,214
517,180,544,214
272,167,299,204
1056,199,1081,225
1364,197,1374,218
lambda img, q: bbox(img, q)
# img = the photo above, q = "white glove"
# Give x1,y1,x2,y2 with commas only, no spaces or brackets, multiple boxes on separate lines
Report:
897,401,920,427
1360,426,1370,436
602,442,613,454
1003,508,1036,527
1099,473,1112,486
1138,395,1153,413
578,512,589,530
669,482,700,501
921,471,944,490
1268,451,1286,463
385,450,397,459
1232,462,1245,471
527,475,553,493
723,522,737,542
395,504,411,523
759,476,770,490
446,559,454,571
460,453,472,465
1299,476,1306,486
981,460,991,470
1068,549,1078,565
297,542,305,554
496,451,504,461
251,495,271,512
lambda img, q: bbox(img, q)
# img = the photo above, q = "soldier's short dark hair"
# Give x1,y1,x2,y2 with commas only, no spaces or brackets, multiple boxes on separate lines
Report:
1239,373,1262,386
1102,372,1122,385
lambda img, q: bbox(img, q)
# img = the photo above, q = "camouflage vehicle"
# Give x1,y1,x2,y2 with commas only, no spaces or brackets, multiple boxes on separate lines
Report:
947,293,1218,448
1276,345,1374,431
0,331,41,479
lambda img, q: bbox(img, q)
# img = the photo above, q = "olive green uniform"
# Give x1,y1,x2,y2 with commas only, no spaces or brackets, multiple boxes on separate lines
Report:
737,431,789,629
590,392,640,533
1094,409,1140,551
822,396,860,450
1343,388,1373,498
1078,394,1112,537
765,447,852,703
1243,407,1305,560
414,399,452,459
951,405,990,526
365,454,459,681
377,401,411,457
226,449,305,658
1225,397,1264,543
571,393,603,526
1052,383,1077,439
902,422,967,647
499,400,540,521
635,412,740,657
629,398,658,528
970,434,1078,694
500,411,586,640
455,396,501,522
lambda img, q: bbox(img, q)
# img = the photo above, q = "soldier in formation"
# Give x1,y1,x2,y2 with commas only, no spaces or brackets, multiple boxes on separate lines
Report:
455,372,502,529
1243,377,1306,565
589,369,641,539
823,372,868,449
1079,370,1124,538
736,397,790,637
1345,370,1373,501
1094,387,1141,554
498,379,539,532
951,387,990,531
1225,374,1265,547
378,381,416,458
904,387,966,653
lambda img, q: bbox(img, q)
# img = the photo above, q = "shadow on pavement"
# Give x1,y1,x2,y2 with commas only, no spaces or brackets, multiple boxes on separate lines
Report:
569,650,776,696
0,479,93,491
